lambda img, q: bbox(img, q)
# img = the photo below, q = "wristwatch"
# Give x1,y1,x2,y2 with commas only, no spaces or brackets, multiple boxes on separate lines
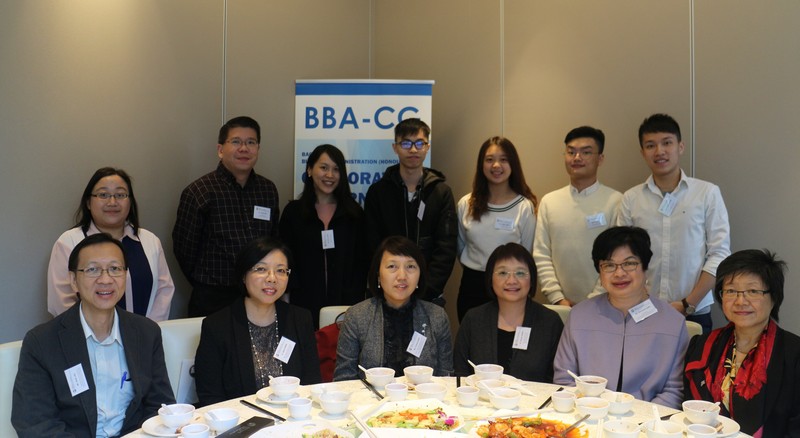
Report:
681,298,696,315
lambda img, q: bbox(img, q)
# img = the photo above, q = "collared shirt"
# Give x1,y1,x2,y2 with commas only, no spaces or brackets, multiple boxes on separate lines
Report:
79,305,134,438
533,181,622,304
173,162,279,286
617,170,731,309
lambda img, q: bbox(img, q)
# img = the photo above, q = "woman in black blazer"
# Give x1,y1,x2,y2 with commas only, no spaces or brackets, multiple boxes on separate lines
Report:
194,237,321,407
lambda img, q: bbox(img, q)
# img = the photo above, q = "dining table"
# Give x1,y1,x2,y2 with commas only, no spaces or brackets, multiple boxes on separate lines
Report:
125,376,751,437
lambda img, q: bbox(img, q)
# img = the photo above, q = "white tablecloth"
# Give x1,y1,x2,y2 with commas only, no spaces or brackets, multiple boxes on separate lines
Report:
125,377,749,437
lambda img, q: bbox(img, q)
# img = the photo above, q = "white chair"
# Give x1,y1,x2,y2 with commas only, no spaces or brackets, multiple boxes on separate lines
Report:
0,340,23,437
319,306,350,328
685,320,703,339
543,304,571,324
158,317,204,404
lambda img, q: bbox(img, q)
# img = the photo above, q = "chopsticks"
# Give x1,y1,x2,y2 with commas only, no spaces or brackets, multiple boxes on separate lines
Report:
359,377,384,399
537,386,563,409
349,410,379,438
240,399,286,422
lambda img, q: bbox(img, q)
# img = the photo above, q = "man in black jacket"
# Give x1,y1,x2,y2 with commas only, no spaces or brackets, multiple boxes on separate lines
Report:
364,118,457,306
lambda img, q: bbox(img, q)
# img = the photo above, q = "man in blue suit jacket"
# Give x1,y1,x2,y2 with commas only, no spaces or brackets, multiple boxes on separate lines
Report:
12,233,174,437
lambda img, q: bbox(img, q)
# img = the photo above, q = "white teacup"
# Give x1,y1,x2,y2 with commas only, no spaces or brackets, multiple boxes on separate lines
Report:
456,386,479,407
385,383,408,401
644,420,683,438
551,391,576,413
180,423,210,438
288,397,312,419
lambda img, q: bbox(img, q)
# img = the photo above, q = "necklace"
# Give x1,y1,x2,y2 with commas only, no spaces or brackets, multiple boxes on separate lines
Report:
248,310,282,389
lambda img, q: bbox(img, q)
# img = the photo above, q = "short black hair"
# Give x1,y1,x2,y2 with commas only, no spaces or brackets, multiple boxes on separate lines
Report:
367,236,428,301
233,237,293,298
591,226,653,272
218,116,261,144
394,118,430,142
68,233,128,272
564,126,606,154
484,242,538,300
714,249,786,322
638,113,681,146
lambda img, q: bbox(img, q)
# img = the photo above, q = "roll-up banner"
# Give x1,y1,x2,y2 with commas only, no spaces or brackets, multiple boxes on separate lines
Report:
294,79,434,204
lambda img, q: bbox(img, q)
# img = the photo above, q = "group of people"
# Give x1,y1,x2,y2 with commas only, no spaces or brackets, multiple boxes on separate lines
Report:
10,114,798,437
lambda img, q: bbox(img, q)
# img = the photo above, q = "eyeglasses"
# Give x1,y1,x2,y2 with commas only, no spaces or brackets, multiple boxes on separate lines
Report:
565,149,596,158
75,265,127,277
599,261,640,273
250,266,291,278
494,269,530,280
395,139,429,150
91,193,129,201
721,289,769,300
226,138,260,149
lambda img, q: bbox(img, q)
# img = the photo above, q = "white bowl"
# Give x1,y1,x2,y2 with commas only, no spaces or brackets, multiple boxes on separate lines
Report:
269,375,300,398
489,387,521,410
475,378,505,400
310,383,332,404
682,400,720,425
365,367,395,388
603,420,641,438
601,391,635,415
403,365,434,384
643,420,683,438
203,407,239,432
575,375,608,397
319,391,351,416
158,403,195,428
575,396,610,420
415,382,447,401
474,363,504,381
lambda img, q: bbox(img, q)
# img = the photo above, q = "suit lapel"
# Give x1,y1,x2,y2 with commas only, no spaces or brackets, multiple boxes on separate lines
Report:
119,311,143,423
59,306,98,437
233,299,258,394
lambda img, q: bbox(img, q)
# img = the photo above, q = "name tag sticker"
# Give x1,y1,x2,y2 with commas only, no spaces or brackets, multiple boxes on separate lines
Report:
254,206,271,221
321,230,335,249
629,299,658,323
658,193,677,217
417,201,426,222
495,217,515,231
273,337,296,363
585,212,607,229
406,331,427,358
512,326,531,350
64,364,89,397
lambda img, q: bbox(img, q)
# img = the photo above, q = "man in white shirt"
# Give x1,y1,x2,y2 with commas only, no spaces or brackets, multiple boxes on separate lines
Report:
617,113,731,332
534,126,622,306
13,233,173,437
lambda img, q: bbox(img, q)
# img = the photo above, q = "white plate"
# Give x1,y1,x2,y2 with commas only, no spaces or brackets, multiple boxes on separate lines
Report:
358,429,468,437
463,373,519,387
250,419,354,437
355,398,464,432
670,412,740,437
140,416,181,437
467,412,589,437
256,387,301,405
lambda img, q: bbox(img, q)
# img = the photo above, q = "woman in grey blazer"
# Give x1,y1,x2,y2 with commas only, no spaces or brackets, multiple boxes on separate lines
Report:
334,236,453,380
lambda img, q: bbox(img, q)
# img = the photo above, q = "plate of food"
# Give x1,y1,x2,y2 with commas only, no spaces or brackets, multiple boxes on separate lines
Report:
468,412,589,438
250,419,354,437
357,399,464,432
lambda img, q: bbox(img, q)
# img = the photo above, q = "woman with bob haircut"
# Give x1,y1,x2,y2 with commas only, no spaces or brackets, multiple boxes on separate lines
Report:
456,136,537,321
279,144,368,328
47,167,174,321
194,237,321,407
454,242,563,382
685,249,800,436
334,236,453,380
553,226,688,408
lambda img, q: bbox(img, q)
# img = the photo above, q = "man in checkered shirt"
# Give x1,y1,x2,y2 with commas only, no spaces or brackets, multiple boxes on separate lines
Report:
173,116,280,317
